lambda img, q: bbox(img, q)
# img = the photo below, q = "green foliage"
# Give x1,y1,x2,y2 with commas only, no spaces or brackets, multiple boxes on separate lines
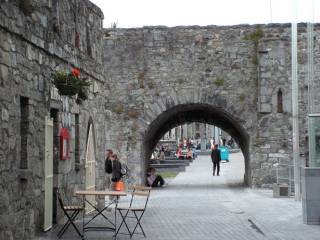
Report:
113,104,124,114
161,172,178,178
244,28,264,43
251,55,258,65
213,76,224,86
138,72,145,88
75,78,91,104
239,93,246,102
245,28,264,66
131,123,139,132
52,69,91,104
253,137,262,147
147,80,155,89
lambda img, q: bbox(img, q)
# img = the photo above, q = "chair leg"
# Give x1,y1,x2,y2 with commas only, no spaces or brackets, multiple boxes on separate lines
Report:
84,200,115,227
57,210,83,239
131,211,146,238
57,212,70,237
57,211,78,238
116,209,132,237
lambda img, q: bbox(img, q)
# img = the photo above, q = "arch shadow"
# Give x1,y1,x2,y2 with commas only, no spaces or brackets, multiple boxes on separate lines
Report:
143,103,251,186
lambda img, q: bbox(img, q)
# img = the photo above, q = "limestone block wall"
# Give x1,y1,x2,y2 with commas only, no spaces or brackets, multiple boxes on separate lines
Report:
0,0,105,239
102,24,315,188
1,1,319,238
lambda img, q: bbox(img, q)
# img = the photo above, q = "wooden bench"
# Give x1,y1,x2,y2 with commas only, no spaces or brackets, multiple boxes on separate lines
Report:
149,163,186,172
149,159,190,166
164,156,179,160
162,160,190,166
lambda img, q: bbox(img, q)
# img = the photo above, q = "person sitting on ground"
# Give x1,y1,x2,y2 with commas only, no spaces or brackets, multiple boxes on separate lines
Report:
147,167,165,187
176,147,184,159
186,148,193,159
158,147,165,160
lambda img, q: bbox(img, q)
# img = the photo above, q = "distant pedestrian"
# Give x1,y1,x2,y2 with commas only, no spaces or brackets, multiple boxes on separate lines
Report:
186,148,193,159
176,148,184,159
147,167,165,187
157,147,165,163
211,144,221,176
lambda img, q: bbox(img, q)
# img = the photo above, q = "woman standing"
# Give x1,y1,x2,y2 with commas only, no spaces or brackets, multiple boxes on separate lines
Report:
109,153,122,191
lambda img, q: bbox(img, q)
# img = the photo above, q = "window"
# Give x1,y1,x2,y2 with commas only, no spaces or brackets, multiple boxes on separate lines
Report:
277,89,283,113
20,97,29,169
86,25,92,57
75,114,80,170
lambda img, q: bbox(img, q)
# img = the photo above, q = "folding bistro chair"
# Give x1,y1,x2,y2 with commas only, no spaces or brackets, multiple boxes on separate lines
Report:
116,185,152,238
57,189,84,239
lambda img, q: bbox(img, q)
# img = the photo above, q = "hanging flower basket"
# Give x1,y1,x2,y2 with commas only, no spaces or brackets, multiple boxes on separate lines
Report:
52,68,91,104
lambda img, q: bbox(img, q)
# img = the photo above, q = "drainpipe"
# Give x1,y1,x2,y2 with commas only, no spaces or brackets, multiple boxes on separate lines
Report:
292,0,301,201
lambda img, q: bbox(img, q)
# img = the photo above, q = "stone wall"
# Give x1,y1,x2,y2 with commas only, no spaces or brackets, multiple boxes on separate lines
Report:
102,24,315,188
0,0,106,239
1,1,318,238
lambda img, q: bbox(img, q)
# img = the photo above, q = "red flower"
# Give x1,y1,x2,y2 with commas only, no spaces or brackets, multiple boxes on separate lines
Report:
71,68,80,78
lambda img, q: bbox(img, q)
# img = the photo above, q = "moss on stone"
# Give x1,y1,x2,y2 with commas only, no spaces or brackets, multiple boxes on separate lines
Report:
113,104,124,114
147,80,155,89
244,28,264,43
213,76,224,86
138,72,145,88
239,93,246,102
245,28,264,66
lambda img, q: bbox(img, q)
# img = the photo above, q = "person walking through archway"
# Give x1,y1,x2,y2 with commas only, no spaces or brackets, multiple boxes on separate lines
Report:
211,144,221,176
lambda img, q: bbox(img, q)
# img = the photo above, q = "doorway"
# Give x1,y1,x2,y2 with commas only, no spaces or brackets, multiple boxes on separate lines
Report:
85,123,96,213
44,116,53,231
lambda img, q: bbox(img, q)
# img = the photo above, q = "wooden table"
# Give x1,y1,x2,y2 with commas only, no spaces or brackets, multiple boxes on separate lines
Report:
75,190,127,239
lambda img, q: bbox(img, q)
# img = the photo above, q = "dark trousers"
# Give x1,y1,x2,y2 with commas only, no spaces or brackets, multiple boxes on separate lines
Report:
213,162,220,175
152,175,165,187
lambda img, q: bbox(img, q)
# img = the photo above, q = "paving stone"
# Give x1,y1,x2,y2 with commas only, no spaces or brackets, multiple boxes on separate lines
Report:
36,153,320,240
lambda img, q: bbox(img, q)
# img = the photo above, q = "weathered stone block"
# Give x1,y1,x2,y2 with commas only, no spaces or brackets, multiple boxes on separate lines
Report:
0,51,11,66
1,108,9,122
0,231,13,240
259,103,272,113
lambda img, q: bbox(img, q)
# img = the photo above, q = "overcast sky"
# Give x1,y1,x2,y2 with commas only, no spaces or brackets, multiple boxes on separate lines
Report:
90,0,319,28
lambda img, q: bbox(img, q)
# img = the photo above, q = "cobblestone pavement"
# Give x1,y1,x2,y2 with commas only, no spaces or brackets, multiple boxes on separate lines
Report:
38,153,320,240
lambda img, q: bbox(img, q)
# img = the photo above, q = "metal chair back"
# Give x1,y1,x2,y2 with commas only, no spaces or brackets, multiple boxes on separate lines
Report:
116,185,152,238
56,189,83,239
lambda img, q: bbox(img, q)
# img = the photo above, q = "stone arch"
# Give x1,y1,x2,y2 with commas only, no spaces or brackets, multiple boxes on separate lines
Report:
86,117,96,152
84,117,97,198
143,103,251,186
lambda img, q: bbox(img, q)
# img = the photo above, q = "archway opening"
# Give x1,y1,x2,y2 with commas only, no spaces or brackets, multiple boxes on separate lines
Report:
143,103,250,186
